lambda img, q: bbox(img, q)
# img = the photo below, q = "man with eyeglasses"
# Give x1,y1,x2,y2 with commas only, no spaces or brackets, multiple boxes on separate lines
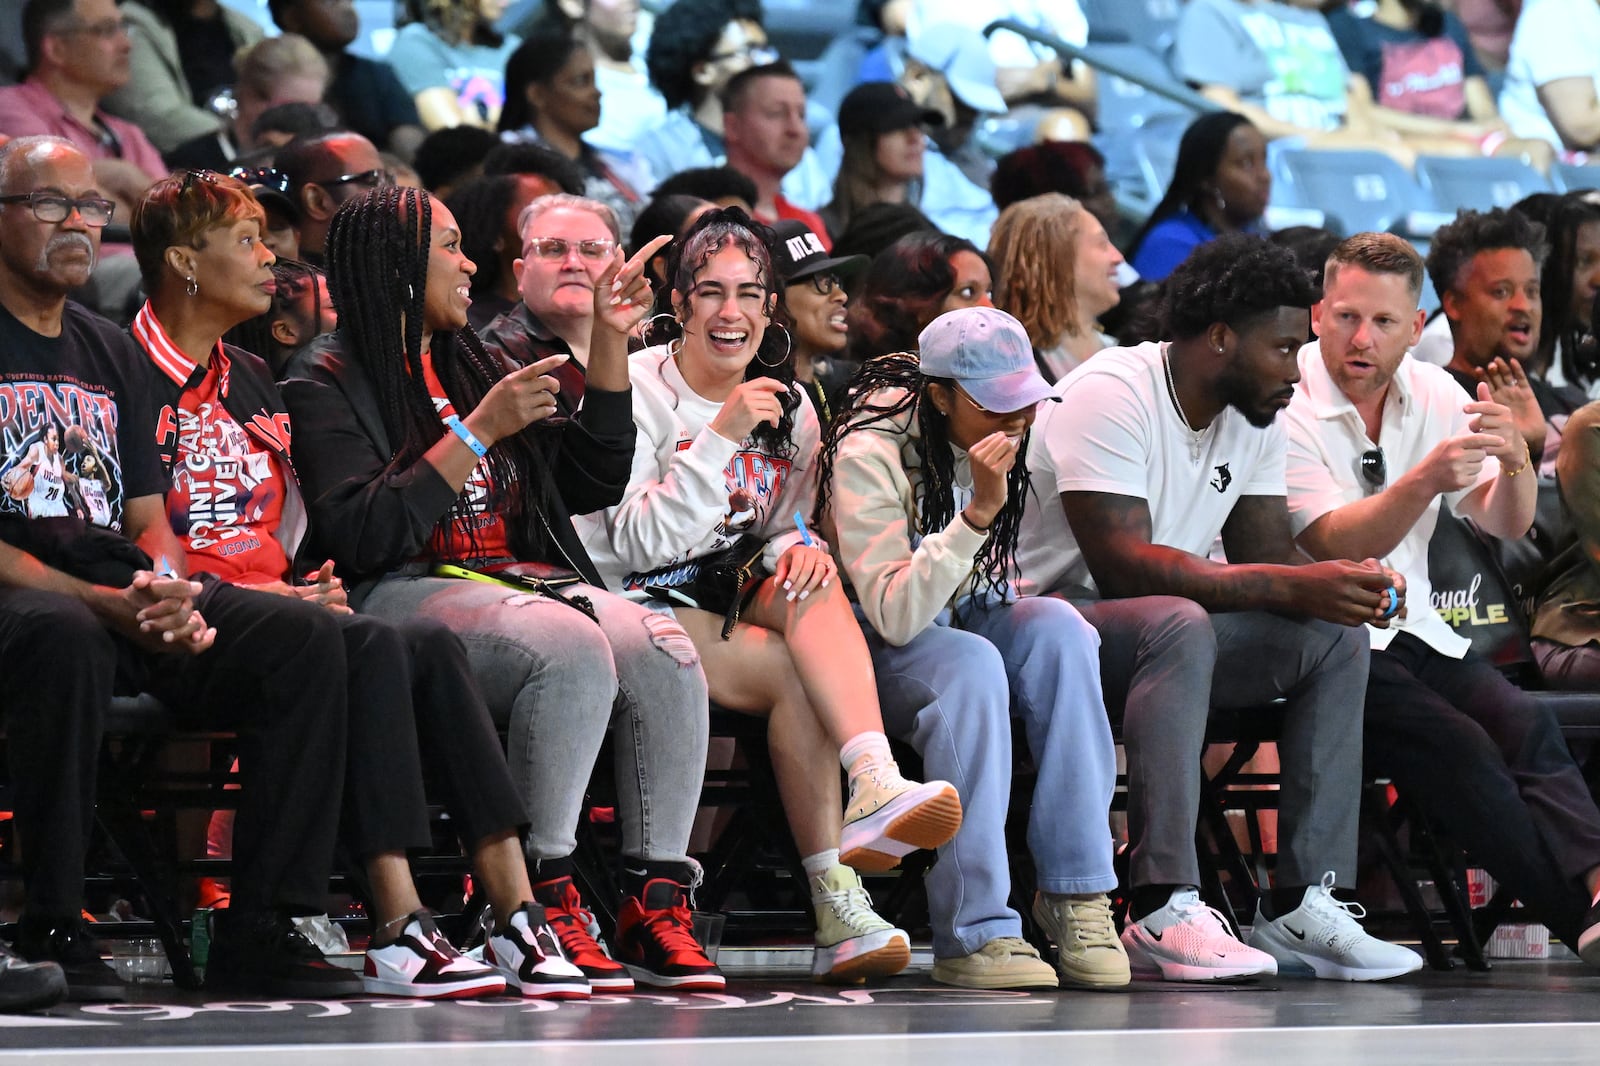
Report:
1283,230,1600,969
0,135,364,1001
479,193,628,418
272,130,392,265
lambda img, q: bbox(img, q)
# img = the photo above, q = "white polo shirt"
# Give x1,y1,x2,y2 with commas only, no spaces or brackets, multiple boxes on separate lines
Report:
1283,341,1499,657
1015,341,1287,597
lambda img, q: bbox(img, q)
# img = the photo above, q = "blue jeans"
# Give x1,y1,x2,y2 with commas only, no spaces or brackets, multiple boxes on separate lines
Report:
856,597,1117,959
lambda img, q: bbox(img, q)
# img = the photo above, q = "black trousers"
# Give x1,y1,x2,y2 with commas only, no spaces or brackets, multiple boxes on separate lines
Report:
1366,633,1600,944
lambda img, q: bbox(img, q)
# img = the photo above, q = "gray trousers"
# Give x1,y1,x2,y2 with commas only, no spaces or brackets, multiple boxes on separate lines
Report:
362,576,710,865
1068,596,1369,890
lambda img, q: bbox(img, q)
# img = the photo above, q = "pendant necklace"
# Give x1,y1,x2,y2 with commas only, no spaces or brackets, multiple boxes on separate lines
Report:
1162,347,1207,466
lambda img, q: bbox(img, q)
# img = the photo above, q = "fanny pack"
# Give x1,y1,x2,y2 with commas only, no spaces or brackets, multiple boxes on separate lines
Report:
628,534,767,640
432,561,599,623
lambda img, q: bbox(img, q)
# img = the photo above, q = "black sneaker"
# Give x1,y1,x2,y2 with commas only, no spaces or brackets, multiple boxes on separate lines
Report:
1578,897,1600,966
206,911,362,998
14,916,125,1002
0,940,67,1012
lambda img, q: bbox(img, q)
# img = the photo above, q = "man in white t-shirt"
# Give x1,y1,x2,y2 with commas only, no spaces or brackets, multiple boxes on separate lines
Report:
1016,233,1421,983
1284,231,1600,965
1498,0,1600,153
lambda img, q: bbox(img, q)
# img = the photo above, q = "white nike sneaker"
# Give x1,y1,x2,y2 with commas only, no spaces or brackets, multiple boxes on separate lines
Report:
1121,886,1278,982
1247,872,1424,982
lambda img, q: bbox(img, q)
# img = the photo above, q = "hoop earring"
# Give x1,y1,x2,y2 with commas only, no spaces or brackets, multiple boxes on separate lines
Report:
756,323,791,368
185,276,198,298
641,311,678,343
665,336,683,359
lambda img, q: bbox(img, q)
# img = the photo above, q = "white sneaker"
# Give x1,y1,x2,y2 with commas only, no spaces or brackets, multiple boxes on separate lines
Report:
839,756,963,873
1247,872,1424,982
485,904,590,999
362,912,507,999
810,866,910,983
1121,887,1278,982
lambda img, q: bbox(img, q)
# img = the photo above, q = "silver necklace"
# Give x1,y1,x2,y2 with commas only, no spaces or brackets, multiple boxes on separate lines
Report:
1161,347,1206,466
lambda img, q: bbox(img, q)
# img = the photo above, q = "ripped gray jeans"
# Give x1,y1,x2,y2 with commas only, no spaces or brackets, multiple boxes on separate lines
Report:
360,575,710,865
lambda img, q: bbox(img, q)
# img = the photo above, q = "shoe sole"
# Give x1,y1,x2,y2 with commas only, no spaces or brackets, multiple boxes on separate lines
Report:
1124,937,1275,982
623,964,726,991
504,977,591,999
362,974,508,999
813,933,911,984
1029,897,1131,989
840,784,964,873
929,964,1059,990
1578,923,1600,967
581,972,637,992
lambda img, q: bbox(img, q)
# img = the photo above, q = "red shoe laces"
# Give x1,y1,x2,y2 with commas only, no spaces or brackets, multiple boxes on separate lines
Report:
644,903,703,957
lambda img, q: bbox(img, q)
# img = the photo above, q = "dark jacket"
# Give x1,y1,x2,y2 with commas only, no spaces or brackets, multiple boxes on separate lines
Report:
477,302,589,418
280,333,636,600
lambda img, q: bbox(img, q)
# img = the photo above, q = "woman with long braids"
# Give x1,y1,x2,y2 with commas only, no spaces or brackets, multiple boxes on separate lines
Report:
280,184,723,994
575,207,963,984
126,171,542,1000
813,306,1125,992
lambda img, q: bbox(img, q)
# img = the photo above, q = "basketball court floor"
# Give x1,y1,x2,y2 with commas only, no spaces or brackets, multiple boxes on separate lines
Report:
4,952,1598,1065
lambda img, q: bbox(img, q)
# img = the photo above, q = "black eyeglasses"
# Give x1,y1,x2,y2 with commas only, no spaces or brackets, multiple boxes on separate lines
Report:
0,192,116,227
316,168,394,191
230,167,291,194
524,237,617,261
1360,448,1386,491
807,272,842,296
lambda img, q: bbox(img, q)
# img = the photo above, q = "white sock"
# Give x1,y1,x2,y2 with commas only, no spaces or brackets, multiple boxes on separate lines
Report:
802,849,840,883
839,731,892,774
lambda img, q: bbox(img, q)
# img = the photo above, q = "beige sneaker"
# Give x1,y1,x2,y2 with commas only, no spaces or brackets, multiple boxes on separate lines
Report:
811,866,910,984
839,756,963,873
930,937,1060,990
1031,891,1131,989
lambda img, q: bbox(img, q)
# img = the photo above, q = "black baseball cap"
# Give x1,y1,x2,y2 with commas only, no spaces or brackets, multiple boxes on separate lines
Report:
837,81,944,140
770,219,868,285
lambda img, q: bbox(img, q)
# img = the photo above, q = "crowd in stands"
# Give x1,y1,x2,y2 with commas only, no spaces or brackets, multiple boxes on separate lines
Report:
7,0,1600,1019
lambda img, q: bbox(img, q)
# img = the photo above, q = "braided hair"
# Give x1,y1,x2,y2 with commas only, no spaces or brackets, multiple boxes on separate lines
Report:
814,354,1030,614
644,205,800,457
324,185,560,563
1529,193,1600,384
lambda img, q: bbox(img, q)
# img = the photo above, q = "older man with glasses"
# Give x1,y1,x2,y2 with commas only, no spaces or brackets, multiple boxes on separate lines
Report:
270,129,393,265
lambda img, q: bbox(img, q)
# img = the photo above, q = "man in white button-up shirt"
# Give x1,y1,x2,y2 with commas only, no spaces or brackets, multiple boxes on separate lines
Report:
1284,230,1600,965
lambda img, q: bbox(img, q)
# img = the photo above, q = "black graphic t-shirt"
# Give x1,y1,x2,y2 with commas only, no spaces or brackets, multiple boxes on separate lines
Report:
0,300,167,540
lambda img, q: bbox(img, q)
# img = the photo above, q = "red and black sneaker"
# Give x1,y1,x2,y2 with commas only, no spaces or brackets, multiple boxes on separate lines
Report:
531,876,634,992
613,878,725,991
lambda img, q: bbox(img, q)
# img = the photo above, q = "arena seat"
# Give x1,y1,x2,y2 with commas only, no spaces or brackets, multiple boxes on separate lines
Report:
1414,155,1552,216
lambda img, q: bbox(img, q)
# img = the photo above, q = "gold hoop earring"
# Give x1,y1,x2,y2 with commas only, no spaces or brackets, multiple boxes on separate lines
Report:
756,323,791,368
185,276,198,297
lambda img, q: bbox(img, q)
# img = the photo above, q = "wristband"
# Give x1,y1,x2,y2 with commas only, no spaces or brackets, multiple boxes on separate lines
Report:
1381,585,1401,620
960,510,991,535
445,414,487,458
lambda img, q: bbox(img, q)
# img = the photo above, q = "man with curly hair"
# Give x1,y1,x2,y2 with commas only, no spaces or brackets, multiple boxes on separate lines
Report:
1015,233,1421,983
629,0,829,209
1285,229,1600,968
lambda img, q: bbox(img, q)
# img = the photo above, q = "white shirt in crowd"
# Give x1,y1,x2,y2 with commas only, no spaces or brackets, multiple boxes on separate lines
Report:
1498,0,1600,151
1282,341,1499,658
1014,341,1286,598
575,345,822,592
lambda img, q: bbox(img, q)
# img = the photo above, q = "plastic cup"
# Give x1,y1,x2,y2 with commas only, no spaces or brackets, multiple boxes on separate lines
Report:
110,938,167,984
690,911,726,962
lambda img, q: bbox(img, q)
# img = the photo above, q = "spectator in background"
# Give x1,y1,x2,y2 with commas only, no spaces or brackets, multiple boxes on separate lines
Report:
101,0,262,156
894,23,1006,248
248,100,341,155
1272,224,1344,342
1531,192,1600,397
449,172,571,330
412,125,499,198
482,139,589,193
1173,0,1420,166
222,258,335,377
165,34,330,171
543,0,667,154
904,0,1095,141
232,164,306,259
1532,398,1600,690
848,230,992,362
1499,0,1600,155
275,130,393,263
628,191,713,293
990,140,1122,248
652,164,757,212
498,22,650,235
819,82,940,244
771,219,869,426
388,0,521,131
830,200,937,263
1454,0,1521,75
722,62,831,240
1129,112,1272,283
1326,0,1552,169
268,0,426,160
988,194,1123,384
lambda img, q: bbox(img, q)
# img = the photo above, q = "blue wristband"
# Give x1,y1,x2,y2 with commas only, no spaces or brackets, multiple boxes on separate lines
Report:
445,415,487,458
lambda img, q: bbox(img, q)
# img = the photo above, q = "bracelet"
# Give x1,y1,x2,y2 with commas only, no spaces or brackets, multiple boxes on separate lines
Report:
445,414,487,458
960,510,991,535
1502,442,1531,478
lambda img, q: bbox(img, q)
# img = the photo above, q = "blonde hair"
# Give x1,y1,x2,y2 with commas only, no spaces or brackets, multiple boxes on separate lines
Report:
234,34,329,103
988,193,1087,351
